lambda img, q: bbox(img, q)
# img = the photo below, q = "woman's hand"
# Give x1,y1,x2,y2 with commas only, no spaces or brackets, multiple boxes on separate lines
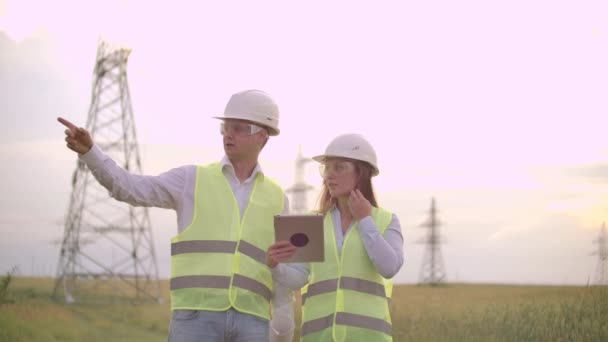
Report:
348,189,372,221
267,241,297,268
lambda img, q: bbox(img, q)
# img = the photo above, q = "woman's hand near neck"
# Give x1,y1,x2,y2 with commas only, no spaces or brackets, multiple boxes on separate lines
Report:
335,189,374,234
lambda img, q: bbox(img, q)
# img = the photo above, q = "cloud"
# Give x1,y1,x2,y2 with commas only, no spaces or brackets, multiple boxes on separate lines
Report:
0,31,88,145
565,163,608,183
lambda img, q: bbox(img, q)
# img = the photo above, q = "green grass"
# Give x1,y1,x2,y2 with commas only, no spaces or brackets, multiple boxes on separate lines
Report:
1,278,606,341
0,278,170,342
390,284,608,341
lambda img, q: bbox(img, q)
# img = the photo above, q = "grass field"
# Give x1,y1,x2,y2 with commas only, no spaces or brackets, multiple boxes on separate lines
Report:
1,277,606,341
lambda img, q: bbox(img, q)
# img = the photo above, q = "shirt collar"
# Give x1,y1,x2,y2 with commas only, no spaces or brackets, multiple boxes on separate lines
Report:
220,155,264,182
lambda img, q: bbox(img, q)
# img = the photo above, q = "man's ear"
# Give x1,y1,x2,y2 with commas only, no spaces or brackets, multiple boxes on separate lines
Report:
258,130,270,149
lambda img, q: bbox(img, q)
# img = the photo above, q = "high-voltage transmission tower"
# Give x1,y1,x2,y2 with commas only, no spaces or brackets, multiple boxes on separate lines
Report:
53,39,161,303
418,198,447,286
592,222,607,286
286,146,314,214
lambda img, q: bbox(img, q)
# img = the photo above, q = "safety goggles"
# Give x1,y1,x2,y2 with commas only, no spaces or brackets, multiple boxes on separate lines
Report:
319,160,355,178
220,121,264,136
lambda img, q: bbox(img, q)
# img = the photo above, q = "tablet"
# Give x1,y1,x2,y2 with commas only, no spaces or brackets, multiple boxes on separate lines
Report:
274,214,325,262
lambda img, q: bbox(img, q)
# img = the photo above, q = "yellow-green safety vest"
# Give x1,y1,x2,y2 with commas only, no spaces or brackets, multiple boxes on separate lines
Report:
170,163,284,320
301,207,394,341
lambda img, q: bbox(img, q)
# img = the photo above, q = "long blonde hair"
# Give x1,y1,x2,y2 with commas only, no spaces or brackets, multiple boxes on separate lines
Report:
316,159,378,214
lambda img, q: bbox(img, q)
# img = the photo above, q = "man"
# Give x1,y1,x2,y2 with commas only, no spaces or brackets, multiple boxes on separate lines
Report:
59,89,294,342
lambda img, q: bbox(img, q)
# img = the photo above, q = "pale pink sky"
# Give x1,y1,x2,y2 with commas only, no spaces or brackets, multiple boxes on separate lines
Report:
1,0,607,284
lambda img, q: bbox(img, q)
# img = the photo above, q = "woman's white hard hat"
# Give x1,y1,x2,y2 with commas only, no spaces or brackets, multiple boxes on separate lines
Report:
313,133,379,176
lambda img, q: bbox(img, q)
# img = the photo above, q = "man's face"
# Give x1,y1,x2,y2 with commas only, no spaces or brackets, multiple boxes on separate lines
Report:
221,119,268,161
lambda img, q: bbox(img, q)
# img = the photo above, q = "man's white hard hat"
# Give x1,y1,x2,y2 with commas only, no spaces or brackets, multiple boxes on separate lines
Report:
214,89,280,136
313,133,379,176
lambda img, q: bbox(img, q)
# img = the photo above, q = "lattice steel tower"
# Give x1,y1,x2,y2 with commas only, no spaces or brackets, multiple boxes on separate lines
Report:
53,39,161,303
286,146,314,214
592,222,607,285
418,198,447,286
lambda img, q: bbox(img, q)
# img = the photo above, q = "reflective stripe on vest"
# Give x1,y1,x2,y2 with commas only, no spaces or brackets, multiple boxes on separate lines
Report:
302,312,392,336
171,240,267,264
170,163,283,319
301,207,394,340
301,276,387,304
170,240,271,299
170,274,271,302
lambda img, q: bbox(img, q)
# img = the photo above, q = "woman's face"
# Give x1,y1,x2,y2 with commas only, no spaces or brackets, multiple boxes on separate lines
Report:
320,158,358,198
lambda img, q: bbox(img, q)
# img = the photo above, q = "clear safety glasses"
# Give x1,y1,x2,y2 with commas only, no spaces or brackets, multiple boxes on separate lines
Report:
319,160,355,178
220,121,264,136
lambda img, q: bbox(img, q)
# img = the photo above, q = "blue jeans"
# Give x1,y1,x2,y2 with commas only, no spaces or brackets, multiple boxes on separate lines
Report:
168,308,269,342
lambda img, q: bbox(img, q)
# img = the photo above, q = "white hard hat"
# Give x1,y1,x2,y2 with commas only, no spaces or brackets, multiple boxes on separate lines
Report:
313,133,379,176
214,89,280,136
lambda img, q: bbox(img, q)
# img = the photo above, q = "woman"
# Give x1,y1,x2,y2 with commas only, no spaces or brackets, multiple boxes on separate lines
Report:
268,133,404,341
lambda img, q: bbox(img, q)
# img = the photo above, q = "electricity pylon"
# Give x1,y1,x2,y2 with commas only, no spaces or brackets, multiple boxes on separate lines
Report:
418,198,447,286
286,146,314,214
53,39,161,303
592,222,607,285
